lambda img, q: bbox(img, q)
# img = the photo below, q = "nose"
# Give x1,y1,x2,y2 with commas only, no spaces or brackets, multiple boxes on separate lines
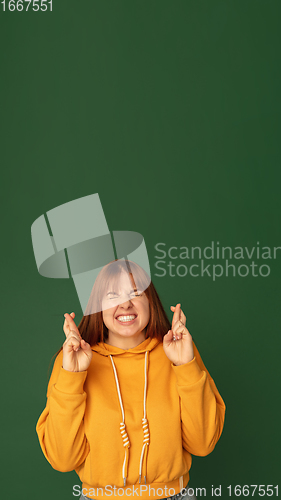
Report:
119,296,133,308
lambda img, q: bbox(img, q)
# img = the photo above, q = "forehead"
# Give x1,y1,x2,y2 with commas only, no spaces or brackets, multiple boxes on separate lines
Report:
105,270,136,293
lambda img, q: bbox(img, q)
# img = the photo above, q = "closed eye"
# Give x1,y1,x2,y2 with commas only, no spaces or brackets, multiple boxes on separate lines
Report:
106,292,120,299
129,291,143,298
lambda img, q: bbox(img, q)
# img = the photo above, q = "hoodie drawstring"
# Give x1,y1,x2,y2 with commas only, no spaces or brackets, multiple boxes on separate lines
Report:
109,355,131,486
109,351,150,487
139,351,150,484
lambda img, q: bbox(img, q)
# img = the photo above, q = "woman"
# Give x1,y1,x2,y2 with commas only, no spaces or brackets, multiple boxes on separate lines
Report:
36,260,226,500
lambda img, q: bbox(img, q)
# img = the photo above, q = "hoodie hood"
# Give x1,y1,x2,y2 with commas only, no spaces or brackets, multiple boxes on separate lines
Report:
91,336,160,486
91,336,160,357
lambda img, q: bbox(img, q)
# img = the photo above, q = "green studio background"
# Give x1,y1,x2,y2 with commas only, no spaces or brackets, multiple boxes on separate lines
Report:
0,1,280,499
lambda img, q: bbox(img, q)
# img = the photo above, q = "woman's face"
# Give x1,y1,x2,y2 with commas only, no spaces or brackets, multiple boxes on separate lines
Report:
102,271,150,345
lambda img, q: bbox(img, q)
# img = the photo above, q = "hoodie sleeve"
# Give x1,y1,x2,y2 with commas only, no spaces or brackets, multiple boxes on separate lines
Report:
171,341,226,457
36,350,90,472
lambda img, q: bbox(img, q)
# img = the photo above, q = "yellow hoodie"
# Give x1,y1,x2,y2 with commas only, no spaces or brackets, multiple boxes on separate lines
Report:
36,337,226,499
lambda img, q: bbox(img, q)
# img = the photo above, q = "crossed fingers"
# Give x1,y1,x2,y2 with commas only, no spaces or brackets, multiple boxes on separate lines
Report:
170,303,189,341
63,312,82,351
170,304,186,328
172,319,187,341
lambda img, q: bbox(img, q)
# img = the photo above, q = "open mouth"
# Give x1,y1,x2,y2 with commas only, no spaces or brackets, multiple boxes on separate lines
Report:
115,314,137,324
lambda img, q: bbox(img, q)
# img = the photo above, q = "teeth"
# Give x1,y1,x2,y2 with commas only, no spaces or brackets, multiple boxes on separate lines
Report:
116,315,136,322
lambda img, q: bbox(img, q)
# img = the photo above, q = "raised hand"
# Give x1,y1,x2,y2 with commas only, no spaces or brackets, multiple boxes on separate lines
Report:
163,303,194,366
62,312,93,372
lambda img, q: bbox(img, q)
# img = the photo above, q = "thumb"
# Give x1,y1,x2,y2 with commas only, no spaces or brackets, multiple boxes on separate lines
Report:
81,339,92,352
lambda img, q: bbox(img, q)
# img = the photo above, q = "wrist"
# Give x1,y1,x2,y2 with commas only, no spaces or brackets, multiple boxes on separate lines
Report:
173,356,195,366
55,366,88,394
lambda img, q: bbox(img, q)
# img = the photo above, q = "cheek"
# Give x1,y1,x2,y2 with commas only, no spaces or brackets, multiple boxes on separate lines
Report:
102,307,114,328
142,302,150,324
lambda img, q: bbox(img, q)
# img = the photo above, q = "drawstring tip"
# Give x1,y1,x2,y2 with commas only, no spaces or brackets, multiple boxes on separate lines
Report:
123,478,126,487
139,475,142,484
144,476,147,484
